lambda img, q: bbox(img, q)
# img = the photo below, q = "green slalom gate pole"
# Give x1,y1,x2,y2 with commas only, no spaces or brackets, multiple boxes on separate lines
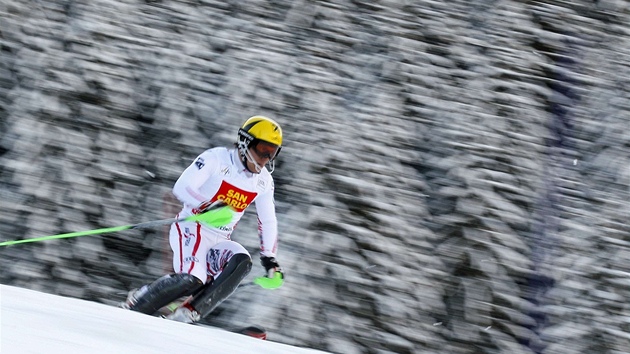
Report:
0,206,233,247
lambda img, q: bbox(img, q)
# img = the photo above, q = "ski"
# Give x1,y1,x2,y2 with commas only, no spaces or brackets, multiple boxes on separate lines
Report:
160,299,268,340
105,297,268,340
195,323,267,340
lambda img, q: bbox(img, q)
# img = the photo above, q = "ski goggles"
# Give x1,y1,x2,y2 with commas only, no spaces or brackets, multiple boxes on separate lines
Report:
252,141,281,160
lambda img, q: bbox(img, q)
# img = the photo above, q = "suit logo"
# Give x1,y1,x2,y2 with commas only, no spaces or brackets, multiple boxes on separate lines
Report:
194,157,205,169
211,181,257,212
183,227,195,246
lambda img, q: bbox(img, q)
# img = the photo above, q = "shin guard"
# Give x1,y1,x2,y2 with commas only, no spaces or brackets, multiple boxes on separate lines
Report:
190,253,252,319
129,273,204,315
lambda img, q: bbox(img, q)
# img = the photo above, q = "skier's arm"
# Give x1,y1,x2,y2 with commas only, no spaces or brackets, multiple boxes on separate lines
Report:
255,188,284,286
172,151,218,208
253,184,278,258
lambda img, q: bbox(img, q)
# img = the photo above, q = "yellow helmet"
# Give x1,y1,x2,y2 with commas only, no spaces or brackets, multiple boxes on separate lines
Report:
237,116,283,173
238,116,282,146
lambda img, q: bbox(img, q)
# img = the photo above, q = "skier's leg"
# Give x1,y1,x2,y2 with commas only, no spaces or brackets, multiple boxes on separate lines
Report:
190,252,252,318
169,220,216,283
125,221,214,315
169,241,252,321
126,273,204,314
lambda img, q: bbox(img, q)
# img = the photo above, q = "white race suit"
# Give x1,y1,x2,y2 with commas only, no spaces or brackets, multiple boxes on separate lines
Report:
169,147,278,283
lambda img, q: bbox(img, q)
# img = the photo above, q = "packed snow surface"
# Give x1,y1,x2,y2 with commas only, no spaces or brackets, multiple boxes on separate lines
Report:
0,285,329,354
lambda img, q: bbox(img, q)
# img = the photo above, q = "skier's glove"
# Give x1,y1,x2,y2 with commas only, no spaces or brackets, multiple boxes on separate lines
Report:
190,200,234,227
254,256,284,289
192,200,227,215
261,256,284,278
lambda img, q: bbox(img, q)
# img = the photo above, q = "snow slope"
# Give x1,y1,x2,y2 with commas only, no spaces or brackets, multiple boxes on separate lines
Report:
0,285,329,354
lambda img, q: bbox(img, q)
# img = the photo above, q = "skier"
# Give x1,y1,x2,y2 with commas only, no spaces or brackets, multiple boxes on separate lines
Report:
122,115,284,324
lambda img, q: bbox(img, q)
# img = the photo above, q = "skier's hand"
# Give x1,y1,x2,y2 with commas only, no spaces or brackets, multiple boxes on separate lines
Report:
192,200,227,215
260,256,284,279
254,256,284,289
190,200,233,227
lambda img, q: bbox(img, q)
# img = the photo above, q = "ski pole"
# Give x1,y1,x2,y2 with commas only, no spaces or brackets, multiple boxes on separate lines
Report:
253,272,284,289
0,205,233,247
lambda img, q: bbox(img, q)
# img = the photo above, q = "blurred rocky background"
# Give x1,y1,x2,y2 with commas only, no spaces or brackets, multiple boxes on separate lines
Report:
1,0,630,353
